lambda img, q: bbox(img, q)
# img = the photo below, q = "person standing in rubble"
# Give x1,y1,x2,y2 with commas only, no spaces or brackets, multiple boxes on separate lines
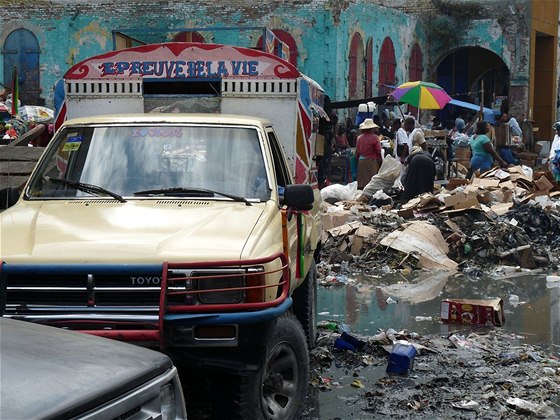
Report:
393,118,409,161
469,121,509,176
355,118,382,189
548,121,560,181
403,116,428,155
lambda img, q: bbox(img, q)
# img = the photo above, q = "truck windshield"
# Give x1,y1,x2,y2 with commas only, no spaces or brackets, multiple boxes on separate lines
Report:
26,124,270,201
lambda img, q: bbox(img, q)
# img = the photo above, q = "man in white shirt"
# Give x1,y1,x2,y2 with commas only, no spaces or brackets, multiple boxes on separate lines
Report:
549,122,560,181
549,121,560,162
392,119,409,162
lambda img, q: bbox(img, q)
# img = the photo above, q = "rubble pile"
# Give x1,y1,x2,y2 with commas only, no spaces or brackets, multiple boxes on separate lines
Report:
321,165,560,272
309,325,560,419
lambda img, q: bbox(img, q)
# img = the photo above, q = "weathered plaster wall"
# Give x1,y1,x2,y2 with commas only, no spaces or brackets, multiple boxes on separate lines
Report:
0,0,534,119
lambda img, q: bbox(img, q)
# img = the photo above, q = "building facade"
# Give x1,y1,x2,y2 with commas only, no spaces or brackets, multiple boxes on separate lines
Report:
1,0,558,139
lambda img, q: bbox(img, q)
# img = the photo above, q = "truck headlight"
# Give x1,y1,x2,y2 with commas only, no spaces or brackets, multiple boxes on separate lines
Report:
197,275,243,304
166,266,266,305
160,383,177,420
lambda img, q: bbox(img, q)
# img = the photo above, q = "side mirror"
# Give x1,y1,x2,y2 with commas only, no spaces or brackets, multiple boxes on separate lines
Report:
0,187,20,210
282,184,315,211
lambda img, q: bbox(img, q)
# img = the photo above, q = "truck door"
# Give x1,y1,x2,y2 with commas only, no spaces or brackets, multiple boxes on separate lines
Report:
266,129,309,288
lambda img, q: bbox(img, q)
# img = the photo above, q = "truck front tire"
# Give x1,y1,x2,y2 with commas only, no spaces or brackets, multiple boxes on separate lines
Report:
292,260,317,349
240,313,309,419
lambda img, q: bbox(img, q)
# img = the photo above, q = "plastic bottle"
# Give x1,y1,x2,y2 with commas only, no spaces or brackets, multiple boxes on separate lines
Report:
338,323,351,333
414,316,433,322
509,294,520,307
317,321,338,330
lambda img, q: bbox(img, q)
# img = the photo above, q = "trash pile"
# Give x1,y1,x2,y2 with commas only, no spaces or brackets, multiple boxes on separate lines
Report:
320,164,560,273
308,323,560,418
1,97,55,145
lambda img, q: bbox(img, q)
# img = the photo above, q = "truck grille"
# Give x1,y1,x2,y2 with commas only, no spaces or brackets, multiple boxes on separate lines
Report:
1,265,165,327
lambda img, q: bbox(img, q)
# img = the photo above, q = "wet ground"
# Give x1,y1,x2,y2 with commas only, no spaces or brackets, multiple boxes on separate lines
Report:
302,267,560,419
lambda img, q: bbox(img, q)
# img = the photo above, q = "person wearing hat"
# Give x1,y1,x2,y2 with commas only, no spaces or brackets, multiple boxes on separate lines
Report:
549,121,560,181
355,118,382,189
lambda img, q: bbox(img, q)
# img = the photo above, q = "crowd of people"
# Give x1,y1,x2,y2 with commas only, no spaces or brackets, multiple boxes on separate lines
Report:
324,106,559,204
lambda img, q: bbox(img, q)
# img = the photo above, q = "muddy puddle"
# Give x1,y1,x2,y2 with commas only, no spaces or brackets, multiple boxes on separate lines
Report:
303,267,560,419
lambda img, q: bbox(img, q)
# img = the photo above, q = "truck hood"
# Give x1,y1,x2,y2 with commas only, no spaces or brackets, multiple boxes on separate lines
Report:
1,200,267,264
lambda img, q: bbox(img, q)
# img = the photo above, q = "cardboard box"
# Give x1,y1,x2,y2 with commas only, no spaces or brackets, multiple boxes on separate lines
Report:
440,298,504,326
321,210,351,231
535,175,554,192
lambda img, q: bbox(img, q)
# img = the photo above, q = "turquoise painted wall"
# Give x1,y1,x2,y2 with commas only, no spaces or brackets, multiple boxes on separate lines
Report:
1,1,514,113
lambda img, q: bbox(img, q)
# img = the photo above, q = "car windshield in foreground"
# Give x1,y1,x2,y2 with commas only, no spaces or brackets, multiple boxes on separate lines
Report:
133,187,252,205
26,124,271,201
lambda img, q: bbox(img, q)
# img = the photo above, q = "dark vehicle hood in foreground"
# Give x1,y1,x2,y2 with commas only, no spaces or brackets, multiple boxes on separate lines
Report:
0,318,172,419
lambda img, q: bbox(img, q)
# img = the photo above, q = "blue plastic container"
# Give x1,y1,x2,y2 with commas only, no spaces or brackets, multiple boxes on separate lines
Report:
386,343,417,374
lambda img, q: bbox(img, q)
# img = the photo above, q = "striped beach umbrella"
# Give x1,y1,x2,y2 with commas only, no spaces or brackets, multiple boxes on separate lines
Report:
391,81,451,110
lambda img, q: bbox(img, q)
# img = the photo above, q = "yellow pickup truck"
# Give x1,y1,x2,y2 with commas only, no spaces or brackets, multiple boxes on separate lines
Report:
1,112,322,419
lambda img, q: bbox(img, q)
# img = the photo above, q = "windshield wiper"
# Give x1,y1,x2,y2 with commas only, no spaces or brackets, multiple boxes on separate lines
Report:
133,187,252,206
46,177,127,203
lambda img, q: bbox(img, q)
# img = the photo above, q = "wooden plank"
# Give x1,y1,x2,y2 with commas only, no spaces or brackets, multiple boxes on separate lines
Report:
0,147,45,161
0,176,29,190
0,161,37,175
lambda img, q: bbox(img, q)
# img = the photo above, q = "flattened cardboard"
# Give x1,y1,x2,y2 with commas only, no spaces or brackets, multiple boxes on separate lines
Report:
350,225,376,255
472,178,500,188
490,202,513,216
535,175,554,192
380,221,457,270
397,208,415,219
447,179,470,190
322,210,352,231
499,180,516,190
440,298,504,326
327,220,360,237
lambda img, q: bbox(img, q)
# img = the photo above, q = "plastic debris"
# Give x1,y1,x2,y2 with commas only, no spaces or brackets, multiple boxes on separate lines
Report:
509,294,520,307
506,397,556,418
414,316,433,322
351,379,364,388
451,400,480,411
386,343,417,374
334,332,366,352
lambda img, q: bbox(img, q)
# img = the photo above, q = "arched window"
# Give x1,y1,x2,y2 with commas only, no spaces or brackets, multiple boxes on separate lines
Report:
409,43,423,82
378,37,396,97
3,28,41,105
349,33,364,100
365,38,374,98
173,32,205,43
408,43,424,115
256,30,298,66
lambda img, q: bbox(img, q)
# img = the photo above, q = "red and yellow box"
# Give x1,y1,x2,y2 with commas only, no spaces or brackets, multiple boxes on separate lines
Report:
440,298,505,326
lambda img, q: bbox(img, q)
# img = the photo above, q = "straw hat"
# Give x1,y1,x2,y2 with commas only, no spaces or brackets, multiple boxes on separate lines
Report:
359,118,379,130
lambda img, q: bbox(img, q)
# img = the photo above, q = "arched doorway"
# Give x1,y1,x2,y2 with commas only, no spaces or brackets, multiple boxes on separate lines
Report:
348,33,364,100
256,30,298,67
2,28,42,105
436,47,509,123
378,37,396,97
